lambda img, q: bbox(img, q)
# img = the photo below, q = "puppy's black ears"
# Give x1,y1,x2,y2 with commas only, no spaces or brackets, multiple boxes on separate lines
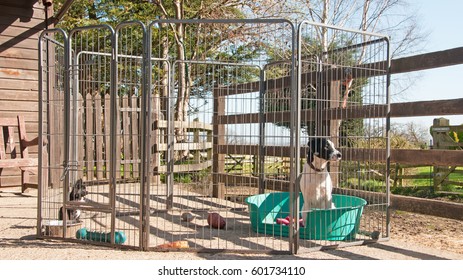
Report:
307,140,314,163
307,151,314,164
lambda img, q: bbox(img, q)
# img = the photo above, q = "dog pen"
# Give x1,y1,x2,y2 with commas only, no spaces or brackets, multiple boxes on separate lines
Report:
37,19,390,254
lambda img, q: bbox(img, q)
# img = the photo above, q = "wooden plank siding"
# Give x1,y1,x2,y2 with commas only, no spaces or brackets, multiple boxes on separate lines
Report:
1,4,46,20
0,0,50,187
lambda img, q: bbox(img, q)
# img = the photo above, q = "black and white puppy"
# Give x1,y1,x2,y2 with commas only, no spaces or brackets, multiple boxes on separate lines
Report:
58,179,87,221
300,138,342,212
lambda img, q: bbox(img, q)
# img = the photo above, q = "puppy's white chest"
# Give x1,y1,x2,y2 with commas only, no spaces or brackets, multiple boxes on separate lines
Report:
300,163,334,210
71,209,81,220
301,163,331,187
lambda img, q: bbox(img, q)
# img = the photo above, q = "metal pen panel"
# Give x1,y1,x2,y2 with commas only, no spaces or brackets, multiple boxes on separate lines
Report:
114,21,147,249
67,24,117,245
148,19,296,253
37,28,69,239
297,21,390,252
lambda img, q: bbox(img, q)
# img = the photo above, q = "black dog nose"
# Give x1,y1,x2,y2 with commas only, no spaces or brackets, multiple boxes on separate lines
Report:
336,152,342,159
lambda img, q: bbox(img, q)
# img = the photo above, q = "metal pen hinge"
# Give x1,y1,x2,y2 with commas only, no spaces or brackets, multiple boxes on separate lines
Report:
59,161,79,181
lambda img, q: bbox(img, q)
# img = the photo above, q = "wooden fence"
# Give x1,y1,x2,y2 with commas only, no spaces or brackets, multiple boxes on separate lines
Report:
212,47,463,198
73,93,212,183
44,46,463,203
392,164,463,189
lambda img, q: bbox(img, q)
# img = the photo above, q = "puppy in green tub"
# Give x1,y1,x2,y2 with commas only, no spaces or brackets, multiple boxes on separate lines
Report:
300,138,342,212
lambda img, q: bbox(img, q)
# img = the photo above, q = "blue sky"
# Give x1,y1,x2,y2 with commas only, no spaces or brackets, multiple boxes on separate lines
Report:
394,0,463,130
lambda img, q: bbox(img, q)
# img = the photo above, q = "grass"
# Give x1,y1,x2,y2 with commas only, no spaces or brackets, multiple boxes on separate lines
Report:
391,166,463,201
411,166,463,190
410,166,434,187
341,178,385,193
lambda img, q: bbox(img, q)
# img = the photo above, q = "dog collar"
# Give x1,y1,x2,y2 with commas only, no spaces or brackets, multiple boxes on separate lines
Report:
309,162,325,172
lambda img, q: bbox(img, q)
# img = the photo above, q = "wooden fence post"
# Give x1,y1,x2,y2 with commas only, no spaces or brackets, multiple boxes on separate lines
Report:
130,95,139,179
430,117,461,190
213,89,225,199
150,93,161,186
115,96,121,179
122,95,130,179
330,80,341,187
193,118,201,164
95,94,103,180
104,94,111,180
85,93,93,181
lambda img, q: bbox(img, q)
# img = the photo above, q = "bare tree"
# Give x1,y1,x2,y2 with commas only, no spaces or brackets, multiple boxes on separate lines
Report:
391,122,429,148
247,0,425,59
149,0,277,159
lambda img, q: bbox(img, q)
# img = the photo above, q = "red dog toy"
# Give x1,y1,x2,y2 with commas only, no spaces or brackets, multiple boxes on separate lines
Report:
276,216,305,227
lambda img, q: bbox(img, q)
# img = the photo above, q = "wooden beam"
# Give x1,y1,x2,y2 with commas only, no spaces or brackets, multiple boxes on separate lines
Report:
340,148,387,163
156,160,212,173
215,64,385,97
216,113,259,125
154,120,213,131
214,47,463,97
342,148,463,166
392,149,463,166
217,97,463,126
213,92,226,198
218,144,286,157
52,0,75,24
154,142,212,152
390,98,463,117
0,158,38,168
391,47,463,74
390,193,463,221
218,145,463,166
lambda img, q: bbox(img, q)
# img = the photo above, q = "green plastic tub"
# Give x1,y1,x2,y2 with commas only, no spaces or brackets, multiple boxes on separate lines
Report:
245,193,366,241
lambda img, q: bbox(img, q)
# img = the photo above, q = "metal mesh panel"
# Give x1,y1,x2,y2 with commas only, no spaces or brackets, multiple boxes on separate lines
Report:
63,25,117,245
112,22,147,249
38,29,69,238
297,22,390,251
147,19,296,252
38,19,389,254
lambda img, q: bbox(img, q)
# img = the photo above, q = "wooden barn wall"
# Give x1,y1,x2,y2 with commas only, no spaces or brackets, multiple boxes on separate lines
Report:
0,0,50,187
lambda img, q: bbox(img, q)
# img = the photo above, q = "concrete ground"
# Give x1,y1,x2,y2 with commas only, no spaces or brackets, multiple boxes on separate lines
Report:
1,188,462,260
